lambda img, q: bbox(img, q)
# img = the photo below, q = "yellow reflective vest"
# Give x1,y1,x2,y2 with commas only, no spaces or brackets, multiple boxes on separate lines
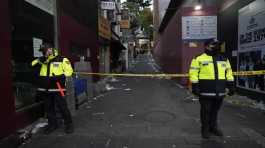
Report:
31,54,73,92
189,53,234,97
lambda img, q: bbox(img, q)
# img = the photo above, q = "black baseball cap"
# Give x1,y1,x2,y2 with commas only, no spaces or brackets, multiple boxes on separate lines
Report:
204,38,220,46
39,43,53,51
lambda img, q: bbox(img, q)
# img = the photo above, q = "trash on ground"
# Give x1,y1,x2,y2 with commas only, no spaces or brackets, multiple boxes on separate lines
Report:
18,130,32,145
122,84,127,86
109,77,119,82
31,122,48,134
92,112,105,116
105,139,111,147
106,84,116,91
128,114,135,117
172,144,177,148
225,95,265,111
86,106,92,109
93,94,105,100
124,88,132,91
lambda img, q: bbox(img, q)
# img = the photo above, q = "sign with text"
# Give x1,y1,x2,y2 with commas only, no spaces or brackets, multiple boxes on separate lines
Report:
182,16,217,40
237,0,265,92
120,20,130,29
101,1,115,10
98,16,111,40
33,37,43,57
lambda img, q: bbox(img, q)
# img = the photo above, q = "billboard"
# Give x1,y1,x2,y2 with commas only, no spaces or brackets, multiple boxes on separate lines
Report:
238,0,265,92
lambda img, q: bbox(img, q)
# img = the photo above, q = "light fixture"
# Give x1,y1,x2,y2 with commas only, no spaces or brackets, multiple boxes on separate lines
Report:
194,5,202,10
194,0,202,10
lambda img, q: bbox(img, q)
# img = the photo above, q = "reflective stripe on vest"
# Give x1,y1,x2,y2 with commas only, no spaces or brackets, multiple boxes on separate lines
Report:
200,92,226,96
37,88,66,92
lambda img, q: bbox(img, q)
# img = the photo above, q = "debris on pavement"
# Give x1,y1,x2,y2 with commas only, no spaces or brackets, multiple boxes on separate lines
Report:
122,84,127,86
105,139,111,147
86,106,92,109
124,88,132,91
92,112,105,116
105,84,116,91
18,130,32,145
172,144,177,148
92,94,105,100
109,77,119,82
128,113,136,117
225,94,265,111
31,122,48,134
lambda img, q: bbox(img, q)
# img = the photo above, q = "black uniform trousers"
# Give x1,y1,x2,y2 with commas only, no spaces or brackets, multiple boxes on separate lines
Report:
199,96,223,130
41,92,73,127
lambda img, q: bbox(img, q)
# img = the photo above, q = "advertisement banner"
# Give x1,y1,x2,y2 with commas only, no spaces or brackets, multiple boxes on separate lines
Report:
238,0,265,92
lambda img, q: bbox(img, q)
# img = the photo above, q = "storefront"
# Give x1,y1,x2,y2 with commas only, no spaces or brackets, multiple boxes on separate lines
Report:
98,16,111,73
110,31,126,72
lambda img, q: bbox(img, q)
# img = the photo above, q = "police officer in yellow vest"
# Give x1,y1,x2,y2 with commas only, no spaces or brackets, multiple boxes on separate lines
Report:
189,38,234,139
32,43,74,134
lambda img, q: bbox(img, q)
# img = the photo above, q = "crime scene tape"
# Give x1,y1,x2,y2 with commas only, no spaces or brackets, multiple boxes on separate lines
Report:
75,70,265,78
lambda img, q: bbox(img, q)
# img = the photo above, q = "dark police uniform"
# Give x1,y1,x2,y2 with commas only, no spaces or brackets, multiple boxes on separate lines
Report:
32,47,74,134
189,39,234,138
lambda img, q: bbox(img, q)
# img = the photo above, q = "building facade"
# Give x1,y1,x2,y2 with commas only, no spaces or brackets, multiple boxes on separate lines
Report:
0,0,99,139
153,0,265,98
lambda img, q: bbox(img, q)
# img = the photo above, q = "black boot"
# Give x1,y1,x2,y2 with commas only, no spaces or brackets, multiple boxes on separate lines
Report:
44,125,57,135
210,128,223,137
64,124,74,134
201,127,210,139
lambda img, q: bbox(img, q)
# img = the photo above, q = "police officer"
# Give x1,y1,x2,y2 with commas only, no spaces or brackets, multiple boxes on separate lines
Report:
189,38,235,139
32,43,74,134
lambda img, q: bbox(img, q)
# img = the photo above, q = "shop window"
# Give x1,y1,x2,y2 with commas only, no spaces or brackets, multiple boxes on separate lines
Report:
11,0,54,111
12,38,41,110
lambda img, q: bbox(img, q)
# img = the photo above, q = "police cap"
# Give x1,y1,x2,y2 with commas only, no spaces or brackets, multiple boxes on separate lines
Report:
204,38,220,46
39,43,53,51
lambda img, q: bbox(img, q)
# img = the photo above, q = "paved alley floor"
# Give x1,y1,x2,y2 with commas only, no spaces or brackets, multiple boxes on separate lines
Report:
20,54,265,148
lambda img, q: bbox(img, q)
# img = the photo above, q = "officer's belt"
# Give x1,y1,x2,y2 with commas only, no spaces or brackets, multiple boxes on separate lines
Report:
37,88,66,92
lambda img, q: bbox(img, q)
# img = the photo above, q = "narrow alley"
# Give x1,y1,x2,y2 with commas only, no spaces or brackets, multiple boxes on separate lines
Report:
19,54,265,148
